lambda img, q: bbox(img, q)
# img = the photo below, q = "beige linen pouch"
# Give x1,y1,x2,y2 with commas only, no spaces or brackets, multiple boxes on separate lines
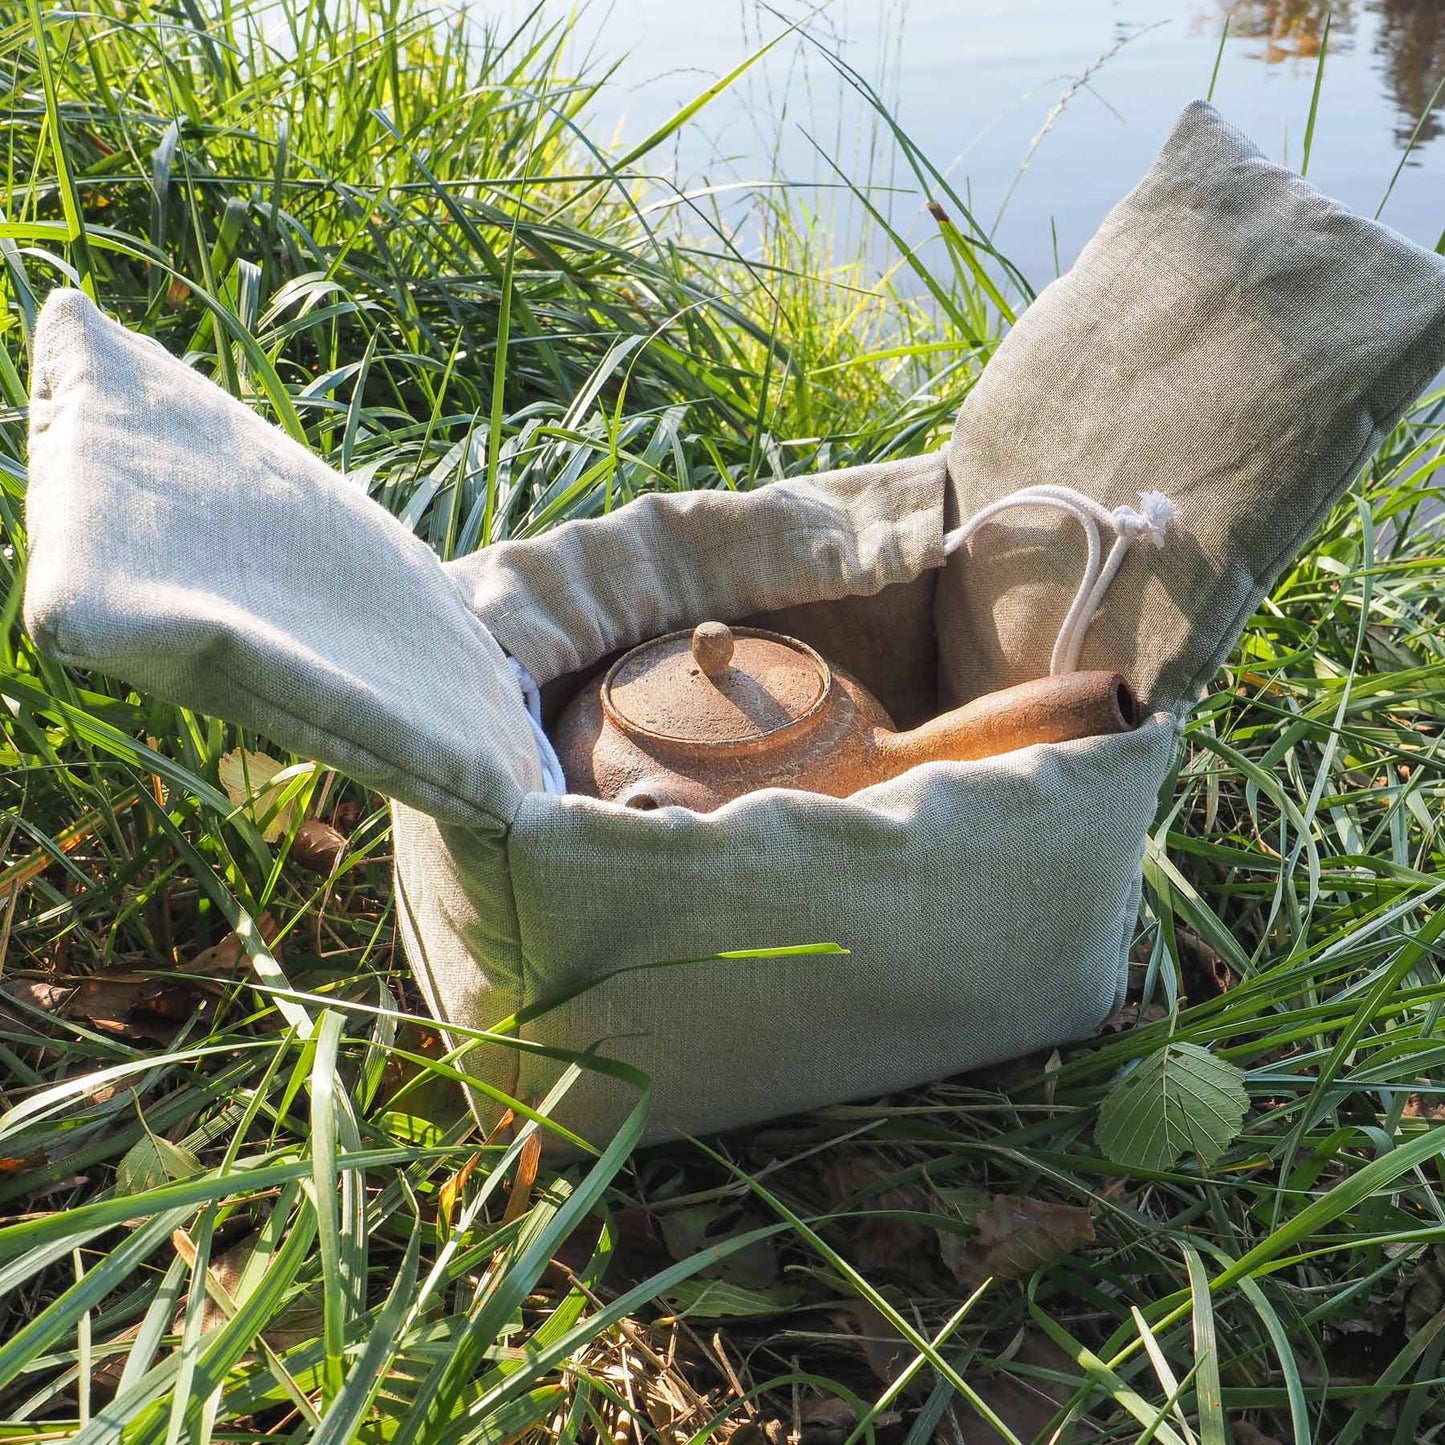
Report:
24,102,1445,1145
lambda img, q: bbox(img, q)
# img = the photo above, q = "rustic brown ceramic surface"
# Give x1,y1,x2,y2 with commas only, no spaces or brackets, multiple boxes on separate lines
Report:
553,621,1139,813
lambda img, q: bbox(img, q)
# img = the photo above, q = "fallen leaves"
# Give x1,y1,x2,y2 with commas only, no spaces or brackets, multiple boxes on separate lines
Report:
813,1155,936,1282
115,1130,201,1198
220,749,352,873
0,915,279,1044
1178,927,1238,1002
1097,1042,1249,1173
187,912,280,975
1230,1422,1284,1445
1103,1001,1169,1033
812,1185,1098,1441
2,974,204,1044
644,1199,796,1321
660,1204,780,1289
942,1195,1097,1292
330,800,364,834
794,1394,860,1444
289,817,348,875
729,1396,875,1445
171,1229,322,1349
832,1299,910,1387
837,1285,1087,1445
1404,1246,1445,1336
949,1332,1081,1445
1404,1093,1445,1121
217,748,302,842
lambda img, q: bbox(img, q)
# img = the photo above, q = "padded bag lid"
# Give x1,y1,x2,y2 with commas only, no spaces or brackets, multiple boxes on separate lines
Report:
23,289,539,829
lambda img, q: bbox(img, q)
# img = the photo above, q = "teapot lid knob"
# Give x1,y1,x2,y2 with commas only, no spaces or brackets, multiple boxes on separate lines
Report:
691,621,734,678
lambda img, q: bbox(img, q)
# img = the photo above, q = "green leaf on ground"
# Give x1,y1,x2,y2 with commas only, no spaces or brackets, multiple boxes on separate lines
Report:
662,1278,802,1320
115,1132,202,1198
1097,1042,1248,1173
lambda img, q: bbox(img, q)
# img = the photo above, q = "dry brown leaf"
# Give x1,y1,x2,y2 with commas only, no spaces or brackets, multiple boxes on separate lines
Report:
1404,1093,1445,1121
2,975,202,1044
842,1305,1084,1441
501,1128,542,1226
1230,1422,1284,1445
439,1150,483,1230
814,1155,935,1280
1103,1001,1168,1033
330,800,365,834
1404,1247,1445,1336
658,1205,779,1289
482,1106,517,1146
188,913,279,974
833,1300,911,1388
23,1173,89,1203
798,1395,855,1432
945,1195,1096,1291
75,977,198,1037
171,1229,322,1349
950,1332,1084,1445
1178,927,1237,1001
290,818,348,876
729,1420,787,1445
797,1398,858,1445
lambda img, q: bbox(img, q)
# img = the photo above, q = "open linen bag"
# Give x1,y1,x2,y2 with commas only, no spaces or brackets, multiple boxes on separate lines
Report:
23,102,1445,1144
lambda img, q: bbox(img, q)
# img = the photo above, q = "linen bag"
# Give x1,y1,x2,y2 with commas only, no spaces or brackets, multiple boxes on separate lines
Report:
23,101,1445,1145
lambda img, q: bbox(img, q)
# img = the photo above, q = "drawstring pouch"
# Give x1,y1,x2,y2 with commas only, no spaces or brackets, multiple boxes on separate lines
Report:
23,102,1445,1145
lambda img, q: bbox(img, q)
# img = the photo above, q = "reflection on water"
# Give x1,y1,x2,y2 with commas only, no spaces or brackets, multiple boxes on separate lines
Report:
1206,0,1445,145
1373,1,1445,144
518,0,1445,284
1202,1,1352,65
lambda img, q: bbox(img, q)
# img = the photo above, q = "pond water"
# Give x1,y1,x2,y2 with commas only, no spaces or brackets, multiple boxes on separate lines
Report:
491,0,1445,295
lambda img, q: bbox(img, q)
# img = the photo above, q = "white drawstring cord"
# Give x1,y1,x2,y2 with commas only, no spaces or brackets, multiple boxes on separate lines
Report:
942,484,1176,675
508,656,568,794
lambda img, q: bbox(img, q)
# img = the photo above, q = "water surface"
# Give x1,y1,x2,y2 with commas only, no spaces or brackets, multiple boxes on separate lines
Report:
492,0,1445,294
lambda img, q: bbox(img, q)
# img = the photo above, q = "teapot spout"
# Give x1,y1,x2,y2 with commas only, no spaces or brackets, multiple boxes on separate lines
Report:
867,671,1140,783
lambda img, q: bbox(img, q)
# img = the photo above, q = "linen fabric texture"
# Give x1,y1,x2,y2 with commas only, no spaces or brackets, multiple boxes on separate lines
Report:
23,101,1445,1145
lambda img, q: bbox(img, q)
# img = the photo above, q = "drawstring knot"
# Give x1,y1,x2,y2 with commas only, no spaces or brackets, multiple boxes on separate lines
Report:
942,482,1178,677
1113,490,1176,548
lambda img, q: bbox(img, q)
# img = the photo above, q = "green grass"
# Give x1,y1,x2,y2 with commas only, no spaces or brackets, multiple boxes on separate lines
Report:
2,3,1444,1443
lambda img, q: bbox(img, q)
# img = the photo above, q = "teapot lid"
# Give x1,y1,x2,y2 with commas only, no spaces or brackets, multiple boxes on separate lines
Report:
602,622,833,750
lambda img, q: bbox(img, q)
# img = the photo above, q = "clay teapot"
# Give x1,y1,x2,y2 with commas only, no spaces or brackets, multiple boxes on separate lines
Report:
552,622,1140,813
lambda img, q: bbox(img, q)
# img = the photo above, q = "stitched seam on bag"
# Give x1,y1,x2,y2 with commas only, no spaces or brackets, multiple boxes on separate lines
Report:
395,862,456,1031
497,810,528,1107
394,855,519,1122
